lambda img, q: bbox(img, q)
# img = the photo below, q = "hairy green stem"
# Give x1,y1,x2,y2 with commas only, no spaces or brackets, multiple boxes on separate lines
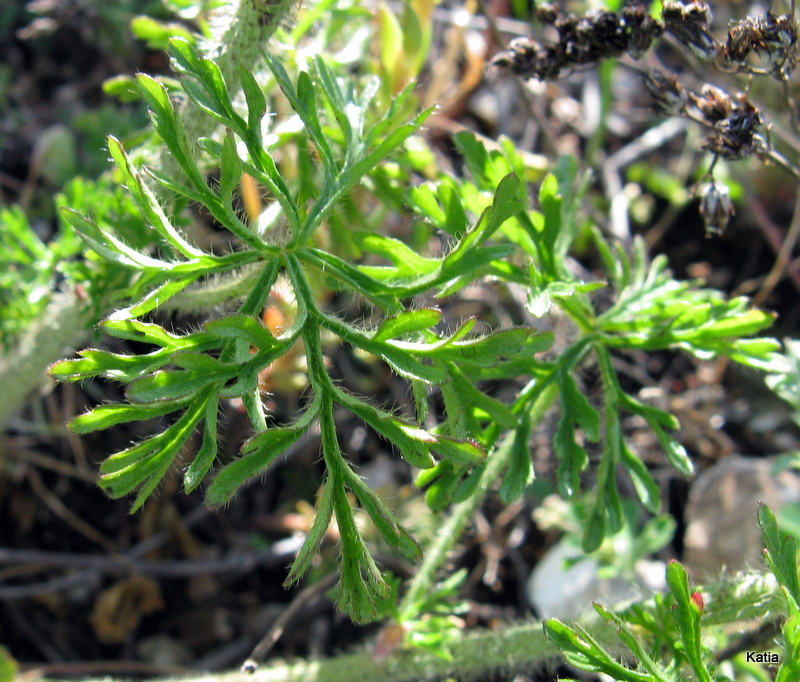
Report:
0,291,95,428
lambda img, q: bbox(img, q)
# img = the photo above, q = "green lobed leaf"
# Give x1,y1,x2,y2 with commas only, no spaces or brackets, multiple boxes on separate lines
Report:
386,327,540,367
651,423,693,476
592,605,673,682
444,174,524,267
417,461,464,512
618,392,680,431
218,130,243,203
354,232,440,278
560,371,601,441
406,184,446,228
582,502,606,553
60,208,170,271
117,277,199,319
100,318,214,349
99,388,212,510
449,368,518,430
299,248,401,311
542,619,653,681
453,131,510,189
553,413,588,498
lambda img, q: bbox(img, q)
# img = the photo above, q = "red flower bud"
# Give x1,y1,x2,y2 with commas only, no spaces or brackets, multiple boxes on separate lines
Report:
690,590,705,613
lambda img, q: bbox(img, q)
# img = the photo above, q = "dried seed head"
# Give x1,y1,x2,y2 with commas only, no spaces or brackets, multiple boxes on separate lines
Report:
490,2,663,80
536,3,559,26
644,70,686,115
699,182,734,235
662,0,720,61
723,12,798,75
691,84,733,122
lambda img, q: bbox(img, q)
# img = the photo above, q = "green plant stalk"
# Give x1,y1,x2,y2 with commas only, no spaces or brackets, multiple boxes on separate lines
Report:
155,0,297,179
30,571,781,682
0,291,95,427
399,380,560,616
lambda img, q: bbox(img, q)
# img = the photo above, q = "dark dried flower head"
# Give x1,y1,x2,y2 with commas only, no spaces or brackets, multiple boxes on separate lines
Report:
703,93,766,159
624,3,665,57
722,12,798,75
536,3,560,26
726,18,761,62
644,70,686,115
690,84,733,122
490,2,663,81
662,0,720,61
699,182,734,235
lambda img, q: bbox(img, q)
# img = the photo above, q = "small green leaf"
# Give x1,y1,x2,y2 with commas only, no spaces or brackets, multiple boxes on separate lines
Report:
619,442,661,513
204,313,279,349
102,75,141,102
582,503,606,553
285,481,336,585
618,393,680,431
560,372,600,441
218,130,243,203
500,411,533,503
238,63,267,137
417,461,464,511
431,435,485,466
206,424,306,505
354,232,440,277
759,503,800,605
126,369,225,403
334,388,435,469
341,465,422,560
407,184,446,228
69,400,190,433
184,396,220,493
372,308,442,342
49,348,171,382
100,390,212,511
131,15,194,49
450,369,518,429
169,38,238,125
125,278,199,319
652,424,693,476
